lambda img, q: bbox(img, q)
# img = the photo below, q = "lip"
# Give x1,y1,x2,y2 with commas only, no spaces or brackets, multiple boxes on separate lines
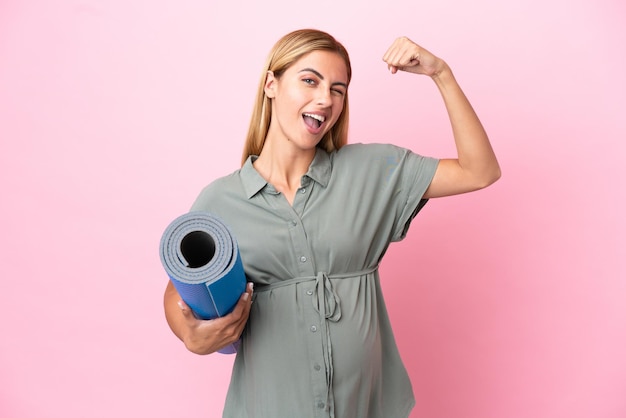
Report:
302,111,328,135
303,111,328,119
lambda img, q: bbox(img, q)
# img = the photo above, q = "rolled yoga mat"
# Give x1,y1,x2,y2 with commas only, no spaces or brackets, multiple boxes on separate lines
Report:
159,211,247,354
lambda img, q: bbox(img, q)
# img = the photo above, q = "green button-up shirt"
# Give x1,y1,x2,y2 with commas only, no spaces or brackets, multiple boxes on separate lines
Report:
190,143,439,418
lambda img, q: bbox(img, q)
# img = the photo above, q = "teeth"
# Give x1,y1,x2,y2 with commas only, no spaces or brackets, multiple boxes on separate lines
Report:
304,113,326,123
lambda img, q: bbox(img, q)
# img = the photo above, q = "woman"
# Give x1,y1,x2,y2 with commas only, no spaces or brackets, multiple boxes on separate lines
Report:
164,29,500,418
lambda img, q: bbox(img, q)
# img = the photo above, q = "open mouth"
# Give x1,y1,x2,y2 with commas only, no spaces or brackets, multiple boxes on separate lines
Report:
303,113,326,130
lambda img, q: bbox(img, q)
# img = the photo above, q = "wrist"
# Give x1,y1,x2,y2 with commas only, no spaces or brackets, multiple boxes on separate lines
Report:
431,61,452,81
431,64,458,91
183,333,214,355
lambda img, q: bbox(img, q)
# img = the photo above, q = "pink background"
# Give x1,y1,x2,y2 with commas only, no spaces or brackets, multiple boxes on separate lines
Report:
1,0,625,417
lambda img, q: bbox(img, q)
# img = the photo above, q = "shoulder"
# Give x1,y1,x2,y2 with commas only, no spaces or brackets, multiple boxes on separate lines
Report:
331,143,421,173
334,142,409,159
190,169,244,212
200,169,243,195
330,142,439,187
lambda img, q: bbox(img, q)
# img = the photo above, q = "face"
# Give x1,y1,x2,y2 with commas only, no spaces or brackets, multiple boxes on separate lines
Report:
264,50,348,154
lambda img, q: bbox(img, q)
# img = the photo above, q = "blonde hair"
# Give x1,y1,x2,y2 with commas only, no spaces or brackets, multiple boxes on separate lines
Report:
241,29,352,166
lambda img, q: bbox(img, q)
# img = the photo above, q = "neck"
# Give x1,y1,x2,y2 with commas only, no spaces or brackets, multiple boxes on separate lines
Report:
253,141,316,203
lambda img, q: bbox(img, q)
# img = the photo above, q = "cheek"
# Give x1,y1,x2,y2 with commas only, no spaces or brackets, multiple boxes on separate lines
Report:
283,90,307,113
331,100,345,125
273,92,299,121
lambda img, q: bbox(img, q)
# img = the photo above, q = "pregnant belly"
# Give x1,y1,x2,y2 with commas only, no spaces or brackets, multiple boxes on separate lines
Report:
327,302,383,389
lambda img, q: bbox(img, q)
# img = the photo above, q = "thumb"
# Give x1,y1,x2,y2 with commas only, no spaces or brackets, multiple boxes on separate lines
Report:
177,299,195,318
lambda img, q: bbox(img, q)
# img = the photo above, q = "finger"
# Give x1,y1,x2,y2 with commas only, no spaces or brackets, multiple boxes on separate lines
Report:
388,44,408,65
382,43,396,63
387,64,398,74
209,284,253,343
385,52,415,72
382,37,404,65
235,283,254,324
191,282,253,330
384,37,406,59
385,43,406,73
217,282,254,325
381,38,396,61
385,37,421,69
394,48,420,68
177,299,197,323
229,283,254,333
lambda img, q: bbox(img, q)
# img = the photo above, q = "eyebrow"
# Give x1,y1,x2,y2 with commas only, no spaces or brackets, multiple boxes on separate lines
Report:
299,67,348,89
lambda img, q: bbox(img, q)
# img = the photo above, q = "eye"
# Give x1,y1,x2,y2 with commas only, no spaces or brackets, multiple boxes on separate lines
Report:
331,88,345,97
302,78,316,86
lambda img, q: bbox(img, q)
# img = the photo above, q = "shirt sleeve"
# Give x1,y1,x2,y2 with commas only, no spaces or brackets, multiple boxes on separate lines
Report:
392,147,439,241
334,143,439,244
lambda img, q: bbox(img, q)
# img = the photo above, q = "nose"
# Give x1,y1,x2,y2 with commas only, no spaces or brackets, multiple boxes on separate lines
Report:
316,88,332,106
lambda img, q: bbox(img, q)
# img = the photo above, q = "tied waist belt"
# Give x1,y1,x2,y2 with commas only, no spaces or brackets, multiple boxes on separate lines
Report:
255,266,379,418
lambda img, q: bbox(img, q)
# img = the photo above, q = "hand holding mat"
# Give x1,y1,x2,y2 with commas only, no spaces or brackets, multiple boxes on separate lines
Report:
159,211,247,354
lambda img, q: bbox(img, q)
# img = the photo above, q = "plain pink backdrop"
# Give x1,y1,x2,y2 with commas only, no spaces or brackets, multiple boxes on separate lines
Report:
1,0,624,417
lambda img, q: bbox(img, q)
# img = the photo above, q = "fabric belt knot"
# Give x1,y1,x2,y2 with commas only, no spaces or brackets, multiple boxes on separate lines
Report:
310,268,377,418
313,271,342,322
253,265,379,418
313,272,340,418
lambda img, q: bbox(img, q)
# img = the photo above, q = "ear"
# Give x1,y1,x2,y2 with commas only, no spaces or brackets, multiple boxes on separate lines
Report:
264,71,277,98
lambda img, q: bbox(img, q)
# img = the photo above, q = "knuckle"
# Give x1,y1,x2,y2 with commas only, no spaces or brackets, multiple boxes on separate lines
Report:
227,312,239,323
225,329,240,343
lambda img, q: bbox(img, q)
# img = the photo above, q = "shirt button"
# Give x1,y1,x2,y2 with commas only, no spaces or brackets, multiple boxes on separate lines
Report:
300,256,307,263
291,220,297,226
300,188,306,194
314,364,321,371
306,290,313,296
310,325,317,332
317,402,325,409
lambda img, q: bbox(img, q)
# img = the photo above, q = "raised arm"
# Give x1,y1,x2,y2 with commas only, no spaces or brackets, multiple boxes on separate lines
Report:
382,36,501,198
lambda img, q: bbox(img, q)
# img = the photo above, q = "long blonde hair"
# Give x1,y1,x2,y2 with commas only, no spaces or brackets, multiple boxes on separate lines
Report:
241,29,352,166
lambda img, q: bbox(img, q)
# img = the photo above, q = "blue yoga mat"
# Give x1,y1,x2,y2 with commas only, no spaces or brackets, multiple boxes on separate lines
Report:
159,211,246,354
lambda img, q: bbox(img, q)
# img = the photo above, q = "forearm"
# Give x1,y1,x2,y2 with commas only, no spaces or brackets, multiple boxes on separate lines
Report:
163,280,253,355
163,281,187,343
163,282,215,355
432,65,501,187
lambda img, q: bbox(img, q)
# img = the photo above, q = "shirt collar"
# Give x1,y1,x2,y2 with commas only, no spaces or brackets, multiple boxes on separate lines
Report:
240,148,332,199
